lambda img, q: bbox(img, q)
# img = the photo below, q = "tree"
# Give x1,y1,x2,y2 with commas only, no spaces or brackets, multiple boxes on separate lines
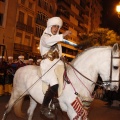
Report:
78,28,120,50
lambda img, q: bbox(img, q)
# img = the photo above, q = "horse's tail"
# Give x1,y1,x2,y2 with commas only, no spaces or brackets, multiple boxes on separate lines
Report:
13,96,25,118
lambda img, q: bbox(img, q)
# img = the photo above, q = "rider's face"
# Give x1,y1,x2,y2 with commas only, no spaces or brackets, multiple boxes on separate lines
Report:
51,25,59,35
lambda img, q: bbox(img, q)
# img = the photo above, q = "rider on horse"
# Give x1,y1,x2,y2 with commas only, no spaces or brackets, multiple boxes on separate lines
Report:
39,16,72,118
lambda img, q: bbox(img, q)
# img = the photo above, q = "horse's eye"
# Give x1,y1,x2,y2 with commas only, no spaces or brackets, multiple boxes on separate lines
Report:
113,66,118,70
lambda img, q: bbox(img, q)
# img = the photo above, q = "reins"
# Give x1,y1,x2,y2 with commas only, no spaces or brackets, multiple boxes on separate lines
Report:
63,50,120,98
65,61,102,86
63,61,97,98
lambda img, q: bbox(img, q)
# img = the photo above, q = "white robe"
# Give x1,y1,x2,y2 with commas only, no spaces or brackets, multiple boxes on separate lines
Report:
39,32,64,86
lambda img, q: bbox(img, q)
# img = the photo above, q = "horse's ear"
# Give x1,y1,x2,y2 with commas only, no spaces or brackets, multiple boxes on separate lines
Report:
112,43,119,52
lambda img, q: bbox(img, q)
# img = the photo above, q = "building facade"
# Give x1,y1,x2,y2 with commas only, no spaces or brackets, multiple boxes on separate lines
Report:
0,0,102,61
0,0,17,58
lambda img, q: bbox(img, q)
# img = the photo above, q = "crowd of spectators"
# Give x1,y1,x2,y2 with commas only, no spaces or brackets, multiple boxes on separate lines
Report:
0,55,41,96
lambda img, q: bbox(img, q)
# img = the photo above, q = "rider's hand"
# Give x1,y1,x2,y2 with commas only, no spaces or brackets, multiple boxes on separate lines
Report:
63,30,72,37
60,56,67,62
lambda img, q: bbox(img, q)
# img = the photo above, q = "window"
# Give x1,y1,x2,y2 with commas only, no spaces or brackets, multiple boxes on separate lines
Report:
15,32,22,44
0,13,3,26
27,15,32,26
38,0,41,6
44,1,48,9
0,0,5,2
21,0,25,4
49,5,53,14
24,35,30,46
36,12,48,25
28,2,32,9
35,26,44,38
18,11,24,23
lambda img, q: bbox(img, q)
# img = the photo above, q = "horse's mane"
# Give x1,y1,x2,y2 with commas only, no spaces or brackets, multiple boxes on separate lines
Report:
71,46,112,64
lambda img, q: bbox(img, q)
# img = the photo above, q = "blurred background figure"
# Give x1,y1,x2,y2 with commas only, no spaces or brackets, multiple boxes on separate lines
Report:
0,56,8,96
16,55,26,69
8,55,26,75
18,55,24,63
94,86,105,100
28,58,34,65
4,56,14,95
8,56,13,63
36,59,42,66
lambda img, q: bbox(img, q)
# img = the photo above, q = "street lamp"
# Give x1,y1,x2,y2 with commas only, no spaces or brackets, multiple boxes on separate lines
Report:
116,2,120,18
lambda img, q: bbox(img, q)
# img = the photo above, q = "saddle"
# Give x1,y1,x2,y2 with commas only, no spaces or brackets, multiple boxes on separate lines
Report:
37,65,65,97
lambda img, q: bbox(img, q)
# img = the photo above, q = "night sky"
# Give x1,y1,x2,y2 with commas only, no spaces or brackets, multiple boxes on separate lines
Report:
101,0,120,35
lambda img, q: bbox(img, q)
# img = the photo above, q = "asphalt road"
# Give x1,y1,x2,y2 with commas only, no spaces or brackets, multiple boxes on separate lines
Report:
0,95,120,120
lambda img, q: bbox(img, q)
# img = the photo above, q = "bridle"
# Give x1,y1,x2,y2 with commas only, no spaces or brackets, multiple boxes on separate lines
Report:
103,51,120,87
63,50,120,90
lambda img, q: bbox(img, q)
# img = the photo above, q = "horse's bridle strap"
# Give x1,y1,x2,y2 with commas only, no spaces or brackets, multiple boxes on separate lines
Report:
112,57,120,59
65,61,101,86
109,51,120,83
103,80,119,82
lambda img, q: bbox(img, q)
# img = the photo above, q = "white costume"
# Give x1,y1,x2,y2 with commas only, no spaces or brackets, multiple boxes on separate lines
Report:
18,55,24,62
40,17,64,86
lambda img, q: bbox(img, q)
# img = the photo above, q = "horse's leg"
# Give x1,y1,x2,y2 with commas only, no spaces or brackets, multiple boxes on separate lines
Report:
67,107,78,120
2,84,28,120
2,91,25,120
27,96,37,120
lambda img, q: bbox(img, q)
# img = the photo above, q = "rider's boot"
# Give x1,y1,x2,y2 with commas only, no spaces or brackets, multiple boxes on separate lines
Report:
40,84,58,119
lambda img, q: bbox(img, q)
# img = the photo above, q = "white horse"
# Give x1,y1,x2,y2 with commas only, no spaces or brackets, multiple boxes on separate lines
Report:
2,44,120,120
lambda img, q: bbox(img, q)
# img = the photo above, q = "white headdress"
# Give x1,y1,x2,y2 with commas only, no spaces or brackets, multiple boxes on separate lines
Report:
18,55,24,59
8,56,13,60
37,59,42,63
43,17,63,35
47,17,63,28
29,58,33,61
0,56,5,59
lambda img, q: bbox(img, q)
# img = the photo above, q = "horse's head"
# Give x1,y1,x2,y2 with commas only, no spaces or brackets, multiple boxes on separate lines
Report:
99,43,120,91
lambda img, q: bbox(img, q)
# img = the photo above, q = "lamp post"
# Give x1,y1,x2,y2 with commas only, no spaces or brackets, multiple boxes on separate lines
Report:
116,2,120,18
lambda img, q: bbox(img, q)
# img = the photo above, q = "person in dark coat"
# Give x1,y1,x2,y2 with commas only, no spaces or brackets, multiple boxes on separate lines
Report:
0,56,8,96
4,56,14,95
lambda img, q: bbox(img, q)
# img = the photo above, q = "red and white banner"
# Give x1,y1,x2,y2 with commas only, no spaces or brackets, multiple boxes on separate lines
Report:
71,97,88,120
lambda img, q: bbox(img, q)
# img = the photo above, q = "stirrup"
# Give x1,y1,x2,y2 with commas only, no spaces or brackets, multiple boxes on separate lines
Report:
43,109,55,119
40,106,55,119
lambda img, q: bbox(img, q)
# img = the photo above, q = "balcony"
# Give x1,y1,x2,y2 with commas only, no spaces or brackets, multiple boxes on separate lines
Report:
26,25,34,34
16,21,34,34
16,21,26,31
14,43,32,52
36,19,46,26
57,0,71,7
38,0,54,14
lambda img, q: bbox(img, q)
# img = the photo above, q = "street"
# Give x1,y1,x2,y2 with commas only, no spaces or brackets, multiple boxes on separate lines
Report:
0,95,120,120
